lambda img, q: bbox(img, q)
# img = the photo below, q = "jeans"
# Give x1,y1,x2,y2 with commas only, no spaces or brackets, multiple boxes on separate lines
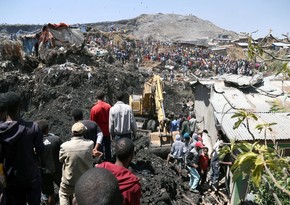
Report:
210,160,220,188
187,166,200,190
102,136,112,161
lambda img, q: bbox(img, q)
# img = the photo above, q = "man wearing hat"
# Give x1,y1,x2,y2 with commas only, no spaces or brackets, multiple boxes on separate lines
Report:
59,122,94,205
166,135,185,177
186,141,204,193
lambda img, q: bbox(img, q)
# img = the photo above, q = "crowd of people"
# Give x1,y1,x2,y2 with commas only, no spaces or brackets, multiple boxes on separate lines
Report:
166,103,231,193
0,89,231,204
85,30,260,78
0,90,139,205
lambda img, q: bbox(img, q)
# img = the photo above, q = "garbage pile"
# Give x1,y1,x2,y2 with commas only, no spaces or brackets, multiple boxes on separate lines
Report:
0,27,229,205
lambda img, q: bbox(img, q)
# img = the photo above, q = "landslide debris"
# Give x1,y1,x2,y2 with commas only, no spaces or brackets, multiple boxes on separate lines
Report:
0,30,229,205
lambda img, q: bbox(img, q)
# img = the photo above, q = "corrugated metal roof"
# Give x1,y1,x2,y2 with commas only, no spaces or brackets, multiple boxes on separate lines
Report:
207,76,290,141
215,112,290,141
272,42,290,47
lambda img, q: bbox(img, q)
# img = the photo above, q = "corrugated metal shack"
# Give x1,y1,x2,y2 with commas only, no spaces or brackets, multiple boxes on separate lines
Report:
192,73,290,150
191,73,290,203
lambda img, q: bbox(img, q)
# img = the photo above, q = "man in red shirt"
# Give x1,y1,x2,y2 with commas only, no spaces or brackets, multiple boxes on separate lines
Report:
97,138,141,205
90,90,112,161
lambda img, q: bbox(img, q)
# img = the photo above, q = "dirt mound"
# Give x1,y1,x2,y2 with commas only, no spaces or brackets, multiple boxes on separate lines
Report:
1,13,239,43
90,13,239,42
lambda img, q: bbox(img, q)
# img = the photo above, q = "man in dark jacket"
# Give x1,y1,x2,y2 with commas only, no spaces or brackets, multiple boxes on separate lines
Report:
0,92,44,205
37,119,62,205
97,138,141,205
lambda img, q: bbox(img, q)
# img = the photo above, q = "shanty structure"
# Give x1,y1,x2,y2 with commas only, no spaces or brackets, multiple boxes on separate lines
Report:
191,73,290,204
20,23,84,56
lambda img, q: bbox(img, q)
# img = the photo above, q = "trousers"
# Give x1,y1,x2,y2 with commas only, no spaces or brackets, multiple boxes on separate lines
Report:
187,166,200,190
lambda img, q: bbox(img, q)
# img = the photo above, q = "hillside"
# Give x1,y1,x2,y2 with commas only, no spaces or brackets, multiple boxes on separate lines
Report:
0,13,239,42
89,13,239,42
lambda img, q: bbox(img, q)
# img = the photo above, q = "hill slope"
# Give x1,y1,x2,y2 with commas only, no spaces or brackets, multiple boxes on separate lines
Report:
89,13,239,41
0,13,239,42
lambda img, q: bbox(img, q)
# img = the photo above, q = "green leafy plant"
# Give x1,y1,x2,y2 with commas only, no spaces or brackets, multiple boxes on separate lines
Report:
225,109,290,204
231,110,258,140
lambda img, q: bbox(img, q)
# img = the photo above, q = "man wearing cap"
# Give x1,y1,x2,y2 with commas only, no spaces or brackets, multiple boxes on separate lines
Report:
166,134,185,177
59,122,94,205
186,141,204,193
182,133,191,166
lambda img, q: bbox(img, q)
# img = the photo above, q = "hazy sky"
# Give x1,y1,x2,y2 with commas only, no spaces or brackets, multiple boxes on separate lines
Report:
0,0,289,38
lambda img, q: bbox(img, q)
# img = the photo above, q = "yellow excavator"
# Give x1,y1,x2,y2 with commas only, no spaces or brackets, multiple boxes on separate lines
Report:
129,74,178,157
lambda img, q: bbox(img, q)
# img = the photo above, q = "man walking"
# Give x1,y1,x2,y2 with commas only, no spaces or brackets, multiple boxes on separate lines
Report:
90,90,112,161
0,92,44,205
109,92,137,141
166,135,185,177
186,141,204,193
59,122,94,205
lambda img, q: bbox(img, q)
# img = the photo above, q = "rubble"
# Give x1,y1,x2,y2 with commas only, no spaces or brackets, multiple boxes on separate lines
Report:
0,27,229,205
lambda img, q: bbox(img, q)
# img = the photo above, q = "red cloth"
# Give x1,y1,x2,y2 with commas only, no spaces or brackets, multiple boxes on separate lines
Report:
90,100,111,136
97,162,141,205
47,22,69,28
199,153,209,171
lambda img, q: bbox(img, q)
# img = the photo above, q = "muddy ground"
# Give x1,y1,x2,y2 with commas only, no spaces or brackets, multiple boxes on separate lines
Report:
0,39,229,204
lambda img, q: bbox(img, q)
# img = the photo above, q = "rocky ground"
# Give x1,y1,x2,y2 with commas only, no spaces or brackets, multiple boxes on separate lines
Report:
0,34,229,205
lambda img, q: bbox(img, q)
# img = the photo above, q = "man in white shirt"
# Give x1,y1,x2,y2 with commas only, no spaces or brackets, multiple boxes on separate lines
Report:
109,92,137,141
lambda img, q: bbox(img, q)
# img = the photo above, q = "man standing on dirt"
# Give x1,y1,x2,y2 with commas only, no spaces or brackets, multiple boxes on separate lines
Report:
166,134,185,177
209,130,226,191
186,141,204,193
109,92,137,141
0,92,44,205
90,90,112,161
97,138,141,205
73,109,103,158
37,119,62,205
59,122,94,205
180,114,191,137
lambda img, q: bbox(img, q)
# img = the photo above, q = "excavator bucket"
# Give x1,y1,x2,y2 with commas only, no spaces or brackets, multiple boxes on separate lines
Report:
149,131,179,158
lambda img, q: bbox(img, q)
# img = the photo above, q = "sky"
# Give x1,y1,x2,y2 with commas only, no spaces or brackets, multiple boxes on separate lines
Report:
0,0,289,38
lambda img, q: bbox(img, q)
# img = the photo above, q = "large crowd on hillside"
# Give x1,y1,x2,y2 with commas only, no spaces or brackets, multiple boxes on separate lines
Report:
86,31,261,78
